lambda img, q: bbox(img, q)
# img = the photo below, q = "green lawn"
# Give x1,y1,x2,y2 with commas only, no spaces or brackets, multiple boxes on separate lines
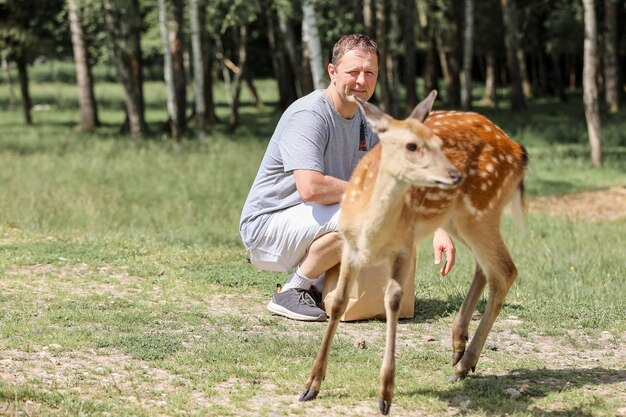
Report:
0,78,624,416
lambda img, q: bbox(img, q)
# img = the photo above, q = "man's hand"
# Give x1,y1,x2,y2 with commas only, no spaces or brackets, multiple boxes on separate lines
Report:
433,228,455,277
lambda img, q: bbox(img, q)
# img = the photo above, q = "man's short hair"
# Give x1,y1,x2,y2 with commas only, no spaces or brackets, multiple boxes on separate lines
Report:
331,34,380,69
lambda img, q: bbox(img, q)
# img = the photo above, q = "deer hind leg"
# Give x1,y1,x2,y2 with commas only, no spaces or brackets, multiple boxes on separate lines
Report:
452,263,486,367
300,252,360,402
378,254,410,415
453,230,517,380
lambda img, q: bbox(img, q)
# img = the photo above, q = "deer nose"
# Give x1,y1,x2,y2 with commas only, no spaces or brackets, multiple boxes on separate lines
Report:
449,169,463,185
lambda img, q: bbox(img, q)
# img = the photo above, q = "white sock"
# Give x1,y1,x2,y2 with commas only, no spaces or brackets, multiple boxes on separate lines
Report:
312,273,326,292
282,267,314,291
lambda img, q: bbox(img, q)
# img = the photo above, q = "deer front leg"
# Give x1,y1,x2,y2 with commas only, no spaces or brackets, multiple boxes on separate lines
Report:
378,256,409,415
300,257,359,402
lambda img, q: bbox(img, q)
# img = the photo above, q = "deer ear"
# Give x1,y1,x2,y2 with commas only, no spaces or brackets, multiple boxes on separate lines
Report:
409,90,437,122
356,98,391,133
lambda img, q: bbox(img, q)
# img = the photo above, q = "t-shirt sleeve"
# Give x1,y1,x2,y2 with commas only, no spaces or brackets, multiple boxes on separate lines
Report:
279,110,327,173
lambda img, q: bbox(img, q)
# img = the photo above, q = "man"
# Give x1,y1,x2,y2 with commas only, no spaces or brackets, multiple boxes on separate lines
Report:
239,34,455,322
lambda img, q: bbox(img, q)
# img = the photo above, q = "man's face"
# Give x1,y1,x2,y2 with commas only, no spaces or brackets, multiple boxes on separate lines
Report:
328,49,378,103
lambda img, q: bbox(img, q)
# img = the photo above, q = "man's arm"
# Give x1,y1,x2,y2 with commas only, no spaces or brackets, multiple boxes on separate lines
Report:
433,228,456,276
293,169,347,205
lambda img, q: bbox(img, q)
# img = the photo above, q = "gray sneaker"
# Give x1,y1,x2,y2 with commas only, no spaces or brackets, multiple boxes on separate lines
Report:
267,285,327,322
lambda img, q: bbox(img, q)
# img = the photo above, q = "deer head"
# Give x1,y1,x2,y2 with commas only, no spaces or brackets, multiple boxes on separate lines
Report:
357,96,462,189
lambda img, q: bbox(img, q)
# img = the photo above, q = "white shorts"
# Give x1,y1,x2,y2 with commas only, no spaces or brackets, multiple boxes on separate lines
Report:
248,202,341,272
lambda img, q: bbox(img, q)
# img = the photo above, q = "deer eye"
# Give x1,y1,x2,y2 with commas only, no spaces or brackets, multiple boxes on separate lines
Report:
406,143,419,152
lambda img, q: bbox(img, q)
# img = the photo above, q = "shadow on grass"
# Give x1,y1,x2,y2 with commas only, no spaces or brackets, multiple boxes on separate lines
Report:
406,367,625,416
408,297,520,323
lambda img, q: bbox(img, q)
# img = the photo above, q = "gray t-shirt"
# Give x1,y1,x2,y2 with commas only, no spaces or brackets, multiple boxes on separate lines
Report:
239,89,378,250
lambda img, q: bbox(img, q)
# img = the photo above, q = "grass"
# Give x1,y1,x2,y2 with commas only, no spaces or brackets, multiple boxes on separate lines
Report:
0,74,625,416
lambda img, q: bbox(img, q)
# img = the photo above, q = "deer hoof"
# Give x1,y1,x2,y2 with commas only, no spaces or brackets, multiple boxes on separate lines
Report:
452,350,465,366
378,398,392,415
299,388,319,402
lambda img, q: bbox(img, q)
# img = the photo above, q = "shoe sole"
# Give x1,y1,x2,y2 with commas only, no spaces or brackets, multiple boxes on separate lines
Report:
267,301,327,322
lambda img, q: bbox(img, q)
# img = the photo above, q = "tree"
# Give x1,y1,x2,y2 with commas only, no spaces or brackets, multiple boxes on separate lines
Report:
500,0,525,111
189,0,206,145
582,0,601,167
302,0,326,90
0,0,67,125
403,0,417,112
67,0,99,131
374,0,391,112
461,0,474,110
604,0,621,113
158,0,187,142
103,0,147,138
265,3,298,109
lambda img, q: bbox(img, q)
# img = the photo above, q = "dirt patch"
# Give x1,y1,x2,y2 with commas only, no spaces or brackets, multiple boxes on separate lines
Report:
529,186,626,222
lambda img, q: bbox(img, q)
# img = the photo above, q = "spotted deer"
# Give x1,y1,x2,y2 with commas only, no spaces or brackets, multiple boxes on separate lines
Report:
299,91,528,415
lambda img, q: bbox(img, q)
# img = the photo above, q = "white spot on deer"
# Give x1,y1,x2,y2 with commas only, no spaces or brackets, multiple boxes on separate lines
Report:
483,125,492,132
506,155,513,164
481,183,488,191
426,191,451,201
486,164,495,173
463,195,483,219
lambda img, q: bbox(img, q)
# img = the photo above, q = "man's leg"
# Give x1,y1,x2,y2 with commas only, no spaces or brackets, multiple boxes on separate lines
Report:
298,231,342,288
250,203,341,321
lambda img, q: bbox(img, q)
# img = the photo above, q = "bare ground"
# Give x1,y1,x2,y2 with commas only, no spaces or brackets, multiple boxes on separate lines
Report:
1,187,625,416
528,186,626,222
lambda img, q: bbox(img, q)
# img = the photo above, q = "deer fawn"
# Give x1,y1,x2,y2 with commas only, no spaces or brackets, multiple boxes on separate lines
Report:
299,91,528,415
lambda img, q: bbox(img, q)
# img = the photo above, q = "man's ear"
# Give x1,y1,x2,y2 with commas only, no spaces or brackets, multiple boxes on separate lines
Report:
408,90,437,122
356,98,391,133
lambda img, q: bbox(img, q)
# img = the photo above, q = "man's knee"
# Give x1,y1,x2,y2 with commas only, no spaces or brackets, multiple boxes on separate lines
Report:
309,231,343,256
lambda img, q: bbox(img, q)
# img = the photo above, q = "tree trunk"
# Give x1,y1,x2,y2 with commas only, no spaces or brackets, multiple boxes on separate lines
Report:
551,53,566,102
481,50,497,105
517,47,533,99
16,55,32,125
300,19,315,95
68,0,99,131
387,0,400,116
363,0,373,36
1,56,17,107
403,0,417,112
265,7,297,109
461,0,474,110
159,0,187,142
228,25,248,132
302,0,325,90
103,0,146,138
159,0,177,140
445,1,462,107
277,7,304,96
375,0,391,112
582,0,602,167
418,0,438,96
500,0,525,111
604,0,620,113
170,0,187,139
189,0,205,146
200,7,219,124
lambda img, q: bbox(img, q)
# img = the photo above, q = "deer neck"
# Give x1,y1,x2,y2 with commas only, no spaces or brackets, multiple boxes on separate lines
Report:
360,169,412,242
